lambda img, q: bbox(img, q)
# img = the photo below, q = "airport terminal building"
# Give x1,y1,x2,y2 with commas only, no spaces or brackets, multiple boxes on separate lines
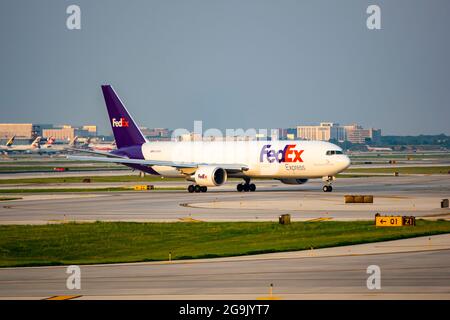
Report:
0,123,53,140
297,122,381,144
297,123,346,142
0,123,97,142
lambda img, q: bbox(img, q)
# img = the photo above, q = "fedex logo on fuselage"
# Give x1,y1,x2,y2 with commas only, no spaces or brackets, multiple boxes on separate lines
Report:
260,144,304,163
112,117,129,128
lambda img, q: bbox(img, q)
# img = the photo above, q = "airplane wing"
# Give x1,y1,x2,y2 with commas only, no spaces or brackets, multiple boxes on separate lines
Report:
67,148,124,158
66,155,249,171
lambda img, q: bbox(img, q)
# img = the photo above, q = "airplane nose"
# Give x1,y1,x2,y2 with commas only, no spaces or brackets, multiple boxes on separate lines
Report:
342,155,351,170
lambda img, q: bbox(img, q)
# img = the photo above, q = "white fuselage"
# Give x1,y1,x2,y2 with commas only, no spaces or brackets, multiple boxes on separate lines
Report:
0,145,39,153
40,144,72,153
89,143,116,152
140,140,350,179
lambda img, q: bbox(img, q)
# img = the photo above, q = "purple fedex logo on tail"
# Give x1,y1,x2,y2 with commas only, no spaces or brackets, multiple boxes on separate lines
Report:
260,144,304,163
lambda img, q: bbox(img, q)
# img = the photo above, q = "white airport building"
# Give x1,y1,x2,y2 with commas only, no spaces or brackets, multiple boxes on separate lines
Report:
297,123,381,144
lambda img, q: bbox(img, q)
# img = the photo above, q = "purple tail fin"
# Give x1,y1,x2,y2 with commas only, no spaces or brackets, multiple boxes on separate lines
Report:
101,85,147,149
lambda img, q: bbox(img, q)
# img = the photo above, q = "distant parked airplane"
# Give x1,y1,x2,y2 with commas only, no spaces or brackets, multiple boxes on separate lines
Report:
39,136,78,153
0,136,41,153
366,145,393,152
88,140,116,152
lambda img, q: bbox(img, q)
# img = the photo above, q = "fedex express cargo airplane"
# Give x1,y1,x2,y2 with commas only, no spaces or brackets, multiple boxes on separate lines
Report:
68,85,351,193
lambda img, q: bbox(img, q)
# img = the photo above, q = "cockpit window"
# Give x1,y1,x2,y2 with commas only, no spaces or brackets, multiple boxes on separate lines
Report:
326,150,343,155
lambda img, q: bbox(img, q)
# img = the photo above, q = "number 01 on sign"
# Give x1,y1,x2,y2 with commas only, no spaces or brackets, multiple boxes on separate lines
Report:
375,214,416,227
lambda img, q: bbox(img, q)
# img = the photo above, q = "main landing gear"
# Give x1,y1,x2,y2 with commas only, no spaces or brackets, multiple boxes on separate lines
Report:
237,178,256,192
187,185,207,193
322,175,334,192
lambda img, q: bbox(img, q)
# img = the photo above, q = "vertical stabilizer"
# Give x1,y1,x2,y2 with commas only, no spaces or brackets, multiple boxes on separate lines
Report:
101,85,147,149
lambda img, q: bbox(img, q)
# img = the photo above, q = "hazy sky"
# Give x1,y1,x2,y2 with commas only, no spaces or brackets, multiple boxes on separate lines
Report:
1,0,449,135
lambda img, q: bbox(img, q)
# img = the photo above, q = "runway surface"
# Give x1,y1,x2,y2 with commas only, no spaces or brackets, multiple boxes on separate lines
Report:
1,171,449,300
0,175,449,224
1,234,449,300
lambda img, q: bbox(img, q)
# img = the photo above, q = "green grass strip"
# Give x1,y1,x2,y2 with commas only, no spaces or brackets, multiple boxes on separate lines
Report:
0,175,183,185
345,166,450,175
0,197,22,201
0,220,449,267
0,187,184,194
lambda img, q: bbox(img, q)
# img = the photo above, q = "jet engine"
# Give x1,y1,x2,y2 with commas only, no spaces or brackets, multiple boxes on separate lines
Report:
193,166,227,187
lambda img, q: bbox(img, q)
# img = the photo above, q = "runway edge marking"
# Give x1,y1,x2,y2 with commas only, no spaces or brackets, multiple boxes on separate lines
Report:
44,295,82,300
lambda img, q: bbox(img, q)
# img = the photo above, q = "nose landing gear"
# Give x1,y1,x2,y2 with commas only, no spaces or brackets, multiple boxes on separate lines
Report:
322,176,335,192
